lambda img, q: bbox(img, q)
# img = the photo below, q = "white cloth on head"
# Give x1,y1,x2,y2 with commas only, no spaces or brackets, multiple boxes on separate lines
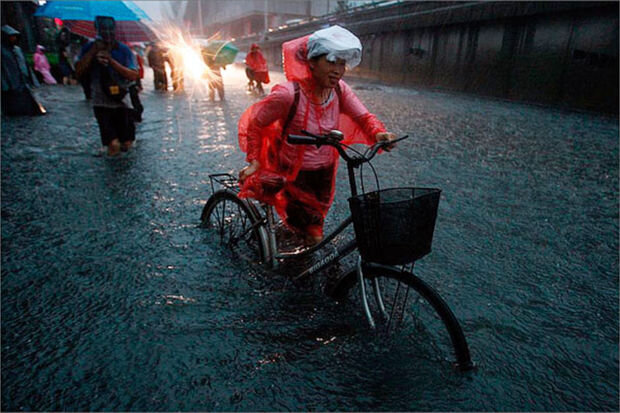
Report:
307,25,362,68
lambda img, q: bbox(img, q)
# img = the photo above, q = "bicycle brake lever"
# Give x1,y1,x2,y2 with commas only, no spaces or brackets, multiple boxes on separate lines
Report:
390,135,409,144
376,135,409,149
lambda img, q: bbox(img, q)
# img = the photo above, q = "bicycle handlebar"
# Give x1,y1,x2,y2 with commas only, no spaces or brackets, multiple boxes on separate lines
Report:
287,134,319,146
287,130,408,166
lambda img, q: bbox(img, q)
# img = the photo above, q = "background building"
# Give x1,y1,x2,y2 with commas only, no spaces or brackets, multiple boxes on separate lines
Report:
183,0,335,38
229,1,618,114
1,1,39,52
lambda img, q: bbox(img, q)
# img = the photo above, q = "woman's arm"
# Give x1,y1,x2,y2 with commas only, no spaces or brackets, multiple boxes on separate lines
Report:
338,80,396,147
239,83,295,181
245,83,294,162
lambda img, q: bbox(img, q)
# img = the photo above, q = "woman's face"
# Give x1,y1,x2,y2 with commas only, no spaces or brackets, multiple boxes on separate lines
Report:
310,55,346,89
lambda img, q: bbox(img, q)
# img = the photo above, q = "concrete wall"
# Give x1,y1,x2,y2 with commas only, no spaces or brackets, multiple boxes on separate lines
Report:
237,1,618,114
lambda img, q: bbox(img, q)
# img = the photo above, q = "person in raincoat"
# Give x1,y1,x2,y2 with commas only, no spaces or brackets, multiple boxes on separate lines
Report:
238,25,396,246
1,25,30,85
1,25,46,116
245,43,269,95
33,45,57,85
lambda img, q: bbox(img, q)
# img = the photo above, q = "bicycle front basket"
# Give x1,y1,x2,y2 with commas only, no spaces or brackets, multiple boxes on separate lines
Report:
348,187,441,265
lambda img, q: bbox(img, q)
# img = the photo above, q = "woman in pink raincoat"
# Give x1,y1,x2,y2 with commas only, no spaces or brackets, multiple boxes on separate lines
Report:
238,26,396,246
33,45,57,85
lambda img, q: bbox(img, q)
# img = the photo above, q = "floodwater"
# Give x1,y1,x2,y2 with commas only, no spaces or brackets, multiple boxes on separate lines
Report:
2,67,618,411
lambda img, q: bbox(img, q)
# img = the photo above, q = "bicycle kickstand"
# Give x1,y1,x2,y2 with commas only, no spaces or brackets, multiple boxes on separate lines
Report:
265,206,279,269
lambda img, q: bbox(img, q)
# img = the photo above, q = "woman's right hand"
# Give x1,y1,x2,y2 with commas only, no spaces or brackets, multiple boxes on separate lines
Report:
239,160,260,183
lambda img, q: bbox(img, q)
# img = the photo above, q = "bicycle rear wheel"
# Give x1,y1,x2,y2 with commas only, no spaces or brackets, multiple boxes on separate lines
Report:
331,262,473,371
200,190,267,264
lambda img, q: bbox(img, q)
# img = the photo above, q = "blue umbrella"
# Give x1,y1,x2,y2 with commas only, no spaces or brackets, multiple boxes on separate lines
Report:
34,1,150,21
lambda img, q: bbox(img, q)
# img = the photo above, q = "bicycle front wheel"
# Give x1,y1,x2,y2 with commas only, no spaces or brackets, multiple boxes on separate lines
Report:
200,190,267,265
332,262,473,371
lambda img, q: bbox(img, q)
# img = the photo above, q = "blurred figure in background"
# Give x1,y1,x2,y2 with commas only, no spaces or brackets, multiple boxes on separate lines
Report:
147,43,167,91
204,54,225,101
130,44,144,90
1,25,46,115
2,25,29,83
77,38,91,99
245,43,269,95
33,44,57,85
168,47,184,92
56,27,75,85
128,43,144,122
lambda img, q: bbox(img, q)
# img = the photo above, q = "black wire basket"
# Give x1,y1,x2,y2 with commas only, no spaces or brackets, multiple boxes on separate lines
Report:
348,187,441,265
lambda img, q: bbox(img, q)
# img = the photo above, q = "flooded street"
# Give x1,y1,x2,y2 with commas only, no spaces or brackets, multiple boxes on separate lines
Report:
2,66,618,411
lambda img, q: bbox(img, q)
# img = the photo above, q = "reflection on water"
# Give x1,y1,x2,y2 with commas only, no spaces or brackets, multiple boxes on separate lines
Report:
1,68,618,411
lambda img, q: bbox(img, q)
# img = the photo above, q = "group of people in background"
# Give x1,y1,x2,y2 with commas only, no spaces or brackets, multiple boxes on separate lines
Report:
144,41,228,102
2,19,147,124
4,19,394,249
32,27,86,87
3,18,274,158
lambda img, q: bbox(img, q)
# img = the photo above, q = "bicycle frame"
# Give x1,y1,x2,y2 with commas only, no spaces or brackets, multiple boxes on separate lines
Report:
259,139,367,272
204,134,474,370
207,173,355,274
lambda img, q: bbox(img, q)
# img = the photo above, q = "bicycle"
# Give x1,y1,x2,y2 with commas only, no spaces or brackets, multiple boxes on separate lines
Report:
245,67,265,97
200,130,474,371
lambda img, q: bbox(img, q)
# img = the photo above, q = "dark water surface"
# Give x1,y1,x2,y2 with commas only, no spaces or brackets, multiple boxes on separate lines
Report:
2,68,618,411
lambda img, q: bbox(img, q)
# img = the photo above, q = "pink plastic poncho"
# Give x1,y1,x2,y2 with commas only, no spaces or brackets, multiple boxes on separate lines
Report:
33,45,57,85
238,35,386,237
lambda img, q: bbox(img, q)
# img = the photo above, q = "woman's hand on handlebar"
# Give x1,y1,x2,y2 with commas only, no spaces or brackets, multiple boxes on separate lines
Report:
239,160,260,183
375,132,397,151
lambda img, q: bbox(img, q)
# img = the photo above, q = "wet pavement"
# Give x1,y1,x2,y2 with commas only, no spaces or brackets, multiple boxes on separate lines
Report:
2,66,618,411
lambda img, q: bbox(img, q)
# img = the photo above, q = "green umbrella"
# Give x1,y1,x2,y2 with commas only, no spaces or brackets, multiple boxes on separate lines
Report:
200,40,238,66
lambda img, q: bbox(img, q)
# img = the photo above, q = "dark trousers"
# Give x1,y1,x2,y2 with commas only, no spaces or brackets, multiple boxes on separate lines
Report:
284,167,334,235
80,74,91,99
129,85,143,122
153,68,167,90
93,106,135,146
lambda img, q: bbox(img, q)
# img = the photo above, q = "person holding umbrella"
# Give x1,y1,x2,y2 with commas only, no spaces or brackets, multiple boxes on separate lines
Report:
204,53,225,101
200,40,237,101
76,16,139,156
